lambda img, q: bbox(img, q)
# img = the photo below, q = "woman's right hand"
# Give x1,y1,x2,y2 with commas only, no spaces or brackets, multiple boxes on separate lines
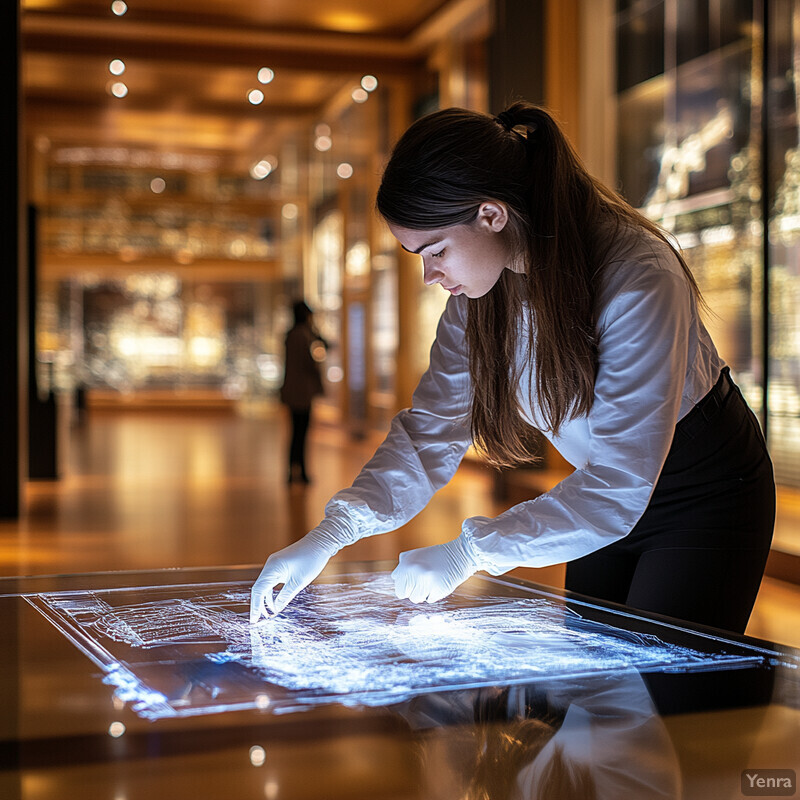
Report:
249,530,339,621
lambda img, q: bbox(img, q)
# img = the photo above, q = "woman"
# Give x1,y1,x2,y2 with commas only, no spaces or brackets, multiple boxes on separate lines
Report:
251,102,775,633
279,300,326,484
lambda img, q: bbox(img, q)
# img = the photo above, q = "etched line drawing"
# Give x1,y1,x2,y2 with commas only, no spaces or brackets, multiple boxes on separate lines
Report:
25,573,766,720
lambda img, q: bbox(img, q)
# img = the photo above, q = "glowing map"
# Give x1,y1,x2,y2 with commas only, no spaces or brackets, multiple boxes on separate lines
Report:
25,573,765,720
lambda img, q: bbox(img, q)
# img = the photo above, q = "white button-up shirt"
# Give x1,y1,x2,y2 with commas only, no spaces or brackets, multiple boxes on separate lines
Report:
320,229,724,573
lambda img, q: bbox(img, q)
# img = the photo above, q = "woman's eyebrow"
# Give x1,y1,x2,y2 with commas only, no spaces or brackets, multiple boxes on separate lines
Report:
401,239,441,255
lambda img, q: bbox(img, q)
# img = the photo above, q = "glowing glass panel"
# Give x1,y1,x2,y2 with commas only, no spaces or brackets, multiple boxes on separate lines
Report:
25,573,768,721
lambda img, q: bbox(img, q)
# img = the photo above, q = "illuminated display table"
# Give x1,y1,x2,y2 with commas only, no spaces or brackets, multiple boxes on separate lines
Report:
1,563,798,799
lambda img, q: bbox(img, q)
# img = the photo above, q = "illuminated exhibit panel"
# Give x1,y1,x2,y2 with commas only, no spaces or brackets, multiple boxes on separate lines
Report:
26,573,769,721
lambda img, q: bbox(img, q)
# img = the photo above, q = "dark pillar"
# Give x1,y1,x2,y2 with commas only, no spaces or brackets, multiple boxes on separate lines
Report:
28,206,59,480
488,0,546,113
0,1,26,517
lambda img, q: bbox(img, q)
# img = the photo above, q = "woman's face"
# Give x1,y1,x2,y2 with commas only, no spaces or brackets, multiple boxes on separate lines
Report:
387,202,516,299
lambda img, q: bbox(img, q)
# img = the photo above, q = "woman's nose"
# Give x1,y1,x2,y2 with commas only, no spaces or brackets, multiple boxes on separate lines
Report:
422,261,443,285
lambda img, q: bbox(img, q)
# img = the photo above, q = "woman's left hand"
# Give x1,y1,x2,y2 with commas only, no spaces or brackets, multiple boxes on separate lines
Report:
391,535,479,603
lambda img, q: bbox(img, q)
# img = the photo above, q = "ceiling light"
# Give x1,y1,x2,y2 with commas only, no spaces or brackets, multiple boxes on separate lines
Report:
361,75,378,92
337,163,354,179
249,745,266,767
314,136,332,152
111,1,128,15
251,158,277,180
109,82,128,98
257,68,275,85
109,59,126,76
251,162,271,180
108,722,126,738
351,88,368,104
248,89,264,105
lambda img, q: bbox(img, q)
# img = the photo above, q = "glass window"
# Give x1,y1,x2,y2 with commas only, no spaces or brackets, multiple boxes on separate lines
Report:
616,1,666,92
767,0,800,487
615,1,768,450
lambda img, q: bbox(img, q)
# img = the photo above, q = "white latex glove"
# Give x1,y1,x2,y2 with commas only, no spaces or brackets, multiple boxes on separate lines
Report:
250,524,346,621
391,534,480,604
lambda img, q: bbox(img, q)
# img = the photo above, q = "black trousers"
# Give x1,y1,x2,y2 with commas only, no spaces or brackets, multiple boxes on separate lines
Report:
288,408,311,478
565,368,775,634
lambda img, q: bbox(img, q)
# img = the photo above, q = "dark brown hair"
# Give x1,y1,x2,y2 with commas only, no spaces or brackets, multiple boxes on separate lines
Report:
377,102,702,467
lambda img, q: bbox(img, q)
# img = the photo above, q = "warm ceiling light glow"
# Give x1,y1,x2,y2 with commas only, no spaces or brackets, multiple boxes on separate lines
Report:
249,745,266,767
108,722,126,738
110,82,128,98
248,89,265,105
251,157,277,180
314,136,332,152
351,87,368,104
150,177,166,194
319,12,372,32
361,75,378,92
337,162,354,179
257,68,275,85
282,203,298,220
264,779,279,800
111,1,128,16
315,123,331,137
109,59,126,76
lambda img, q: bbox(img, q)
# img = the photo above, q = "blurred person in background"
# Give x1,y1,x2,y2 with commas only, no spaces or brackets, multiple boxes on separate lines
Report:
280,300,326,484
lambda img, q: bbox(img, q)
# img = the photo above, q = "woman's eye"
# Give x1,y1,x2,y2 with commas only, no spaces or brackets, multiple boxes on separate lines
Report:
430,250,445,259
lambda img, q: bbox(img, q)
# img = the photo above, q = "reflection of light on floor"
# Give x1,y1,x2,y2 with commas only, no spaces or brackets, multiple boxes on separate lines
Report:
26,574,766,720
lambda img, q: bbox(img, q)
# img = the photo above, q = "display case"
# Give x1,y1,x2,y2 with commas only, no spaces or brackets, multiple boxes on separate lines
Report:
617,1,765,415
614,0,800,572
1,563,798,799
767,0,800,488
615,0,800,501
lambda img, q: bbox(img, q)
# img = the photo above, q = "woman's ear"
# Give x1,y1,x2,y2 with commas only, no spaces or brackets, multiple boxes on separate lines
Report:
476,201,509,233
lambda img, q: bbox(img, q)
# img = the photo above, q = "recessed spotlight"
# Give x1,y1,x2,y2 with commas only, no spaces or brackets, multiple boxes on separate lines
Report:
361,75,378,92
249,745,266,767
109,59,126,76
314,136,332,152
111,1,127,16
257,67,275,85
250,159,277,180
351,87,368,104
337,162,353,179
248,89,265,105
109,82,128,98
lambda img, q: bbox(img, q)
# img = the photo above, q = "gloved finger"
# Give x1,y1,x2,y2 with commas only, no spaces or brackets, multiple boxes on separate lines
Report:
407,584,430,604
250,564,287,621
249,589,263,623
272,579,308,615
391,565,412,599
250,581,277,622
425,584,453,604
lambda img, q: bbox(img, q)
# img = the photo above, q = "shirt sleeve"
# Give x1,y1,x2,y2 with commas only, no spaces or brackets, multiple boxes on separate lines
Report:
319,295,474,545
462,260,695,574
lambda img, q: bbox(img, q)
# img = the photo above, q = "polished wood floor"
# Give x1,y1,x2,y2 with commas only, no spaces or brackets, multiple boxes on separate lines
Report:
2,401,799,650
